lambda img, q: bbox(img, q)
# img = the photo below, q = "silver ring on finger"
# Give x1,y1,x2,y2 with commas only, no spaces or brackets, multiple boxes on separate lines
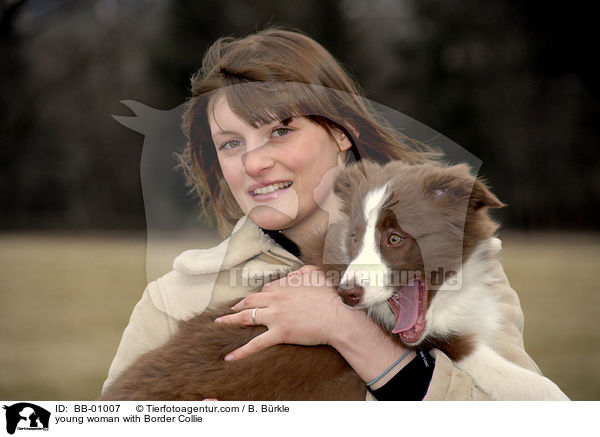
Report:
251,308,258,325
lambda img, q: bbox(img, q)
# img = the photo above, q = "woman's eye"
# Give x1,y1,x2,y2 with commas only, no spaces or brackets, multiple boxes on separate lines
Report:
221,140,242,150
388,234,404,245
272,127,292,137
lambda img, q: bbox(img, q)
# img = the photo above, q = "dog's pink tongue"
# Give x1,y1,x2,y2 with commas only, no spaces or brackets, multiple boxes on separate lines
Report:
388,282,420,334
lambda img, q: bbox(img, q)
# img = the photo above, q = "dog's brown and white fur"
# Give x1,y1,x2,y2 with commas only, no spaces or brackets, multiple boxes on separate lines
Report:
332,160,568,400
100,160,568,400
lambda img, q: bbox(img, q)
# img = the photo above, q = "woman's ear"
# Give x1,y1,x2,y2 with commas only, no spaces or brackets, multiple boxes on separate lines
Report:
333,128,353,153
345,123,360,142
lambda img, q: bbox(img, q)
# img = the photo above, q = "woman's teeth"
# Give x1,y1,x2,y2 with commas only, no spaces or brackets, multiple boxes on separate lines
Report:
252,182,292,195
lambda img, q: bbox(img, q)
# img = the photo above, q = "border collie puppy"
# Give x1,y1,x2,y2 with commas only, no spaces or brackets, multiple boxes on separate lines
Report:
333,160,568,400
100,161,568,400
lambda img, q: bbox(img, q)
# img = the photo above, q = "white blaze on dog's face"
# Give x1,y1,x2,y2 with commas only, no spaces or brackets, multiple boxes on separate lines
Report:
338,181,428,344
340,184,391,304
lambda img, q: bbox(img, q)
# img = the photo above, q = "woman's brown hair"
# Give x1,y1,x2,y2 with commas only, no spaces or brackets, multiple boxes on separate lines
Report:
177,26,438,237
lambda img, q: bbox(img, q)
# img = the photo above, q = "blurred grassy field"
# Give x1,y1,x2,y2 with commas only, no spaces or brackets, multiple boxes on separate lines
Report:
0,231,598,400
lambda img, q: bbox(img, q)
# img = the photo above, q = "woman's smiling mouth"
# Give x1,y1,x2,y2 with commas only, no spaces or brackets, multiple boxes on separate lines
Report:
249,181,293,200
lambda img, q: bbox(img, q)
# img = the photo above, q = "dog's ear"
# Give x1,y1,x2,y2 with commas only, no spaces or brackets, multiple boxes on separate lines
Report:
422,165,466,203
423,164,504,210
469,178,505,210
333,164,361,214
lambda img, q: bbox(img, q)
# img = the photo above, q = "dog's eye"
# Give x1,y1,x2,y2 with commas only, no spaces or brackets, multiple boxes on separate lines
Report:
388,234,404,245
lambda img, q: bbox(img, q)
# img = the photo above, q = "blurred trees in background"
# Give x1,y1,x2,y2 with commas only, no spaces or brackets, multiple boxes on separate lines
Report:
1,0,598,230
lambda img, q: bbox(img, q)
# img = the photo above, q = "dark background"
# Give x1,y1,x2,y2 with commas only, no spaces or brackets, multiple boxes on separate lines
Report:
1,0,598,232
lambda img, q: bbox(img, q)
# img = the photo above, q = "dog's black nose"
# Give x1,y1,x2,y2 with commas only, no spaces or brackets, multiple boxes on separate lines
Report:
338,285,364,306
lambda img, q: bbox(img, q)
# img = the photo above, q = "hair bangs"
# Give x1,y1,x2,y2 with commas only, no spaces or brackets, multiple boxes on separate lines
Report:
222,82,337,128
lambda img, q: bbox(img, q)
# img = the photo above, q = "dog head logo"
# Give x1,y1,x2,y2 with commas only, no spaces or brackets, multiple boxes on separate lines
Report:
3,403,50,435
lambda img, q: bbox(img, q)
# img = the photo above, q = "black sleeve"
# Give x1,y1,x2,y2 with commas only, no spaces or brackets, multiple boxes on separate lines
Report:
367,350,435,401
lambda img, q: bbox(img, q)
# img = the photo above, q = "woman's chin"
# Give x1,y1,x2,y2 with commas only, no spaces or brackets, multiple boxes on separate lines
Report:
248,206,298,230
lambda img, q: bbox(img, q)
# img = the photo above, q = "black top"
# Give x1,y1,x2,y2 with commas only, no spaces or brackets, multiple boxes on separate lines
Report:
260,228,302,258
259,228,434,400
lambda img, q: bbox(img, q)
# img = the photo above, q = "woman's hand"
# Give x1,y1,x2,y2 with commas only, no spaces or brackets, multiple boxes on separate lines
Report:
215,264,413,388
214,265,348,360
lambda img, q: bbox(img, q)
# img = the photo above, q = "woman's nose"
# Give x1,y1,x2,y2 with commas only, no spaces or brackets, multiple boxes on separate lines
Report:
241,142,275,176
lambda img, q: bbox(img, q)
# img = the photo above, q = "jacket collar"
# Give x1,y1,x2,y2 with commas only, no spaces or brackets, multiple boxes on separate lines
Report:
172,216,302,275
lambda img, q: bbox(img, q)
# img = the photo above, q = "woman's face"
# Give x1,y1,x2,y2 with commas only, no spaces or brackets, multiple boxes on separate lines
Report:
209,95,351,237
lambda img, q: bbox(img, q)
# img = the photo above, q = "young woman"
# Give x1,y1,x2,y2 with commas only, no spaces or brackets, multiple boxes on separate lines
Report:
103,27,547,400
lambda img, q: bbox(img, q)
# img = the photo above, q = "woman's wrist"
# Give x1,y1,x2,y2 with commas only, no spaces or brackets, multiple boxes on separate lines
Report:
329,303,414,389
